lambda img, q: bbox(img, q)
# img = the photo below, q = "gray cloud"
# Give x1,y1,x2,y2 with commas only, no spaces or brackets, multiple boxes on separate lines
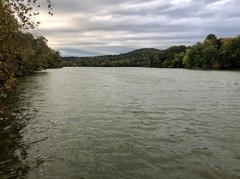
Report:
33,0,240,56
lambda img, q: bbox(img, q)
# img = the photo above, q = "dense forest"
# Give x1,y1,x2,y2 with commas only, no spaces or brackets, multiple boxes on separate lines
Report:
63,34,240,69
0,0,62,97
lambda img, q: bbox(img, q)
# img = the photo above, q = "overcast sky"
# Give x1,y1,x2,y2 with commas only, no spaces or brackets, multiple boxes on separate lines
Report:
32,0,240,56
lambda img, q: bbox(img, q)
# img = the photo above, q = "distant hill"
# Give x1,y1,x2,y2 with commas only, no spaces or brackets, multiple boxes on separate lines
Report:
62,46,187,68
62,34,240,69
120,48,161,58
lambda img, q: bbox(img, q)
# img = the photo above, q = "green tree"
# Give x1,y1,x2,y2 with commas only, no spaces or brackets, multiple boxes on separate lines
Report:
0,0,63,97
0,2,20,96
183,43,204,68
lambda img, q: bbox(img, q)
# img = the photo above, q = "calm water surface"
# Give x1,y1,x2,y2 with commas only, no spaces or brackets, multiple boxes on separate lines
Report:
0,67,240,179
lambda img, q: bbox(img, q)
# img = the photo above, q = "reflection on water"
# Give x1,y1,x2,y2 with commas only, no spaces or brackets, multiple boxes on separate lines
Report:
0,68,240,179
0,114,29,178
0,98,29,178
0,72,48,178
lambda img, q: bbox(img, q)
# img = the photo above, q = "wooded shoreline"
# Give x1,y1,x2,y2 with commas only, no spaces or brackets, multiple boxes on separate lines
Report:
63,34,240,70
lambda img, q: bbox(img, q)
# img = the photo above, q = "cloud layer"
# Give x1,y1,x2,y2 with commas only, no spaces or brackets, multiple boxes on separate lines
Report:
32,0,240,56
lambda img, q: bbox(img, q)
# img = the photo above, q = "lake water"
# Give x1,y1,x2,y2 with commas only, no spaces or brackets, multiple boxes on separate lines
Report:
0,67,240,179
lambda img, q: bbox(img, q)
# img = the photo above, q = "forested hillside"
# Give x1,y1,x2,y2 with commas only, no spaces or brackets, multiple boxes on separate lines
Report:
63,46,187,68
63,34,240,69
0,0,62,97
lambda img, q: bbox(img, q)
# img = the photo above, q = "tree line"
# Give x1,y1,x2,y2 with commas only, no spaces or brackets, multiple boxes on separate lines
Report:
63,34,240,69
0,0,62,97
63,47,187,68
184,34,240,69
